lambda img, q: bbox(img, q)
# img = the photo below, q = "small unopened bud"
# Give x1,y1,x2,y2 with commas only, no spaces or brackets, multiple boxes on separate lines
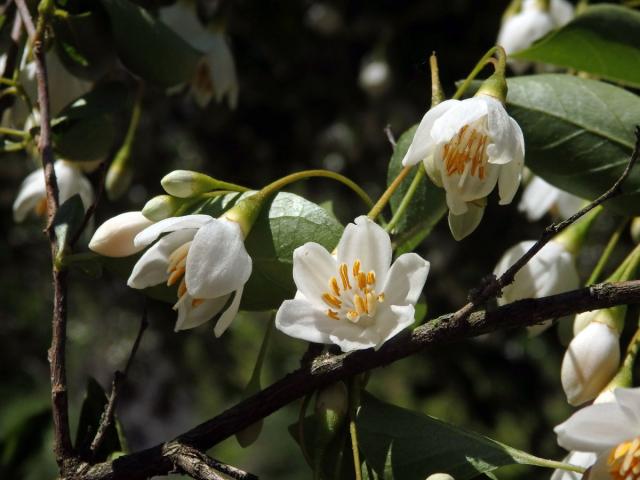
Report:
631,217,640,244
105,162,134,201
142,195,184,221
89,211,153,257
561,321,621,406
161,170,221,198
235,420,263,448
426,474,455,480
315,381,348,438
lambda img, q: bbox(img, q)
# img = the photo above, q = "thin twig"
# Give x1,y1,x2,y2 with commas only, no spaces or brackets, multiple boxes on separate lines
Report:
450,126,640,325
384,125,396,149
78,279,640,480
14,0,35,39
90,306,149,456
164,442,258,480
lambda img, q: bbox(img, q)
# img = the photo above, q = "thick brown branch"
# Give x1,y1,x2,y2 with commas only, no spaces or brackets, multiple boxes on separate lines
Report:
164,443,258,480
77,279,640,480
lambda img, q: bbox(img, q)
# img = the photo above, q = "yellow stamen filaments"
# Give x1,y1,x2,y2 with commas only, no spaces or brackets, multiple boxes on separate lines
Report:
443,122,489,181
322,259,385,323
609,437,640,480
166,241,205,310
35,197,48,217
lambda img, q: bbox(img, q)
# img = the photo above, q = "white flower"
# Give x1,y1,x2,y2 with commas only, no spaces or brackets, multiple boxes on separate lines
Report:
275,216,429,352
426,475,455,480
497,0,575,73
13,160,94,222
519,175,585,221
554,387,640,480
127,214,252,335
89,211,154,258
561,321,621,406
493,240,579,335
160,0,238,109
550,451,597,480
402,95,524,240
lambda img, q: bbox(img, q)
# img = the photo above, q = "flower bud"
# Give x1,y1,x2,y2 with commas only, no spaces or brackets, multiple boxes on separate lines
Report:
235,420,263,448
141,195,184,222
315,381,348,435
105,162,134,201
426,474,455,480
631,217,640,244
161,170,222,198
89,211,153,257
561,321,621,406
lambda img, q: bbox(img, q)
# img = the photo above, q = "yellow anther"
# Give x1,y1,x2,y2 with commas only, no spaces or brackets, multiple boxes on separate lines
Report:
377,293,385,303
327,309,339,320
609,437,640,480
177,278,187,298
367,271,376,285
357,272,367,290
167,266,186,286
322,293,342,309
339,263,352,290
192,298,204,308
168,241,191,268
346,311,359,322
354,294,367,315
352,259,361,278
35,197,48,217
330,276,341,297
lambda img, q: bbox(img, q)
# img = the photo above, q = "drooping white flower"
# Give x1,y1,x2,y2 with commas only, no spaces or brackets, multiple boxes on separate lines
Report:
127,214,252,335
493,240,579,334
13,160,94,222
498,0,575,73
89,211,154,258
519,175,585,221
402,94,524,240
275,216,430,352
554,387,640,480
561,321,621,406
160,0,238,109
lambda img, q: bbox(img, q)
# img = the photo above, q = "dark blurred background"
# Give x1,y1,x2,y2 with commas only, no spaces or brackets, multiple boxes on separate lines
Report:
1,1,630,478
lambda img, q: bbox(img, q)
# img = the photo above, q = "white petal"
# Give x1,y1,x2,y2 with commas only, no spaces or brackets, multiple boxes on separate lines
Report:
487,108,524,166
431,96,488,144
89,211,154,257
329,321,381,352
587,453,613,480
159,1,211,52
208,33,238,109
337,216,392,286
613,388,640,430
134,214,212,248
57,161,94,210
175,293,230,331
186,219,252,298
497,8,554,56
440,160,500,204
550,451,597,480
371,304,416,349
518,176,560,221
381,253,430,306
497,132,524,206
214,286,244,337
127,229,196,289
555,191,586,221
561,322,620,406
445,190,469,216
554,402,638,452
275,298,336,344
13,166,46,222
550,0,575,27
401,100,459,166
448,204,485,241
292,242,338,309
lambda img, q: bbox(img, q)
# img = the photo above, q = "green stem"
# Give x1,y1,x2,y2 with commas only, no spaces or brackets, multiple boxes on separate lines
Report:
0,142,27,153
0,126,28,138
210,179,250,193
385,164,425,233
348,377,362,480
367,165,413,221
453,46,498,100
586,218,628,285
0,77,18,87
610,324,640,389
504,446,586,474
245,314,275,392
257,169,373,208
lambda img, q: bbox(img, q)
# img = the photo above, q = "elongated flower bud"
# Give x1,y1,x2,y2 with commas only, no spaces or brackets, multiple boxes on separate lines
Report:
161,170,223,198
315,381,348,436
142,195,185,221
561,321,621,406
89,211,153,257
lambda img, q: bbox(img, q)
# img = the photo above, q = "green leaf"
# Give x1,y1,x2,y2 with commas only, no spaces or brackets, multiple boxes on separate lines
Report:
99,0,202,87
195,191,344,311
53,194,85,254
502,74,640,215
53,6,117,80
75,378,124,461
357,394,555,480
52,81,132,161
387,127,446,254
513,5,640,89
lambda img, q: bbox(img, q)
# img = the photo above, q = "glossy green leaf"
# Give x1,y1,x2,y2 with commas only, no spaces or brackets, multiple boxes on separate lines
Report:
52,81,132,161
195,191,344,311
357,394,557,480
513,5,640,89
387,126,446,254
53,194,85,254
100,0,201,87
502,74,640,215
75,378,125,461
53,5,117,80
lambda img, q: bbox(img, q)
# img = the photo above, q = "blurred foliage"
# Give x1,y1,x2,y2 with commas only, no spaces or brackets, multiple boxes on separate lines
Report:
1,0,637,479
